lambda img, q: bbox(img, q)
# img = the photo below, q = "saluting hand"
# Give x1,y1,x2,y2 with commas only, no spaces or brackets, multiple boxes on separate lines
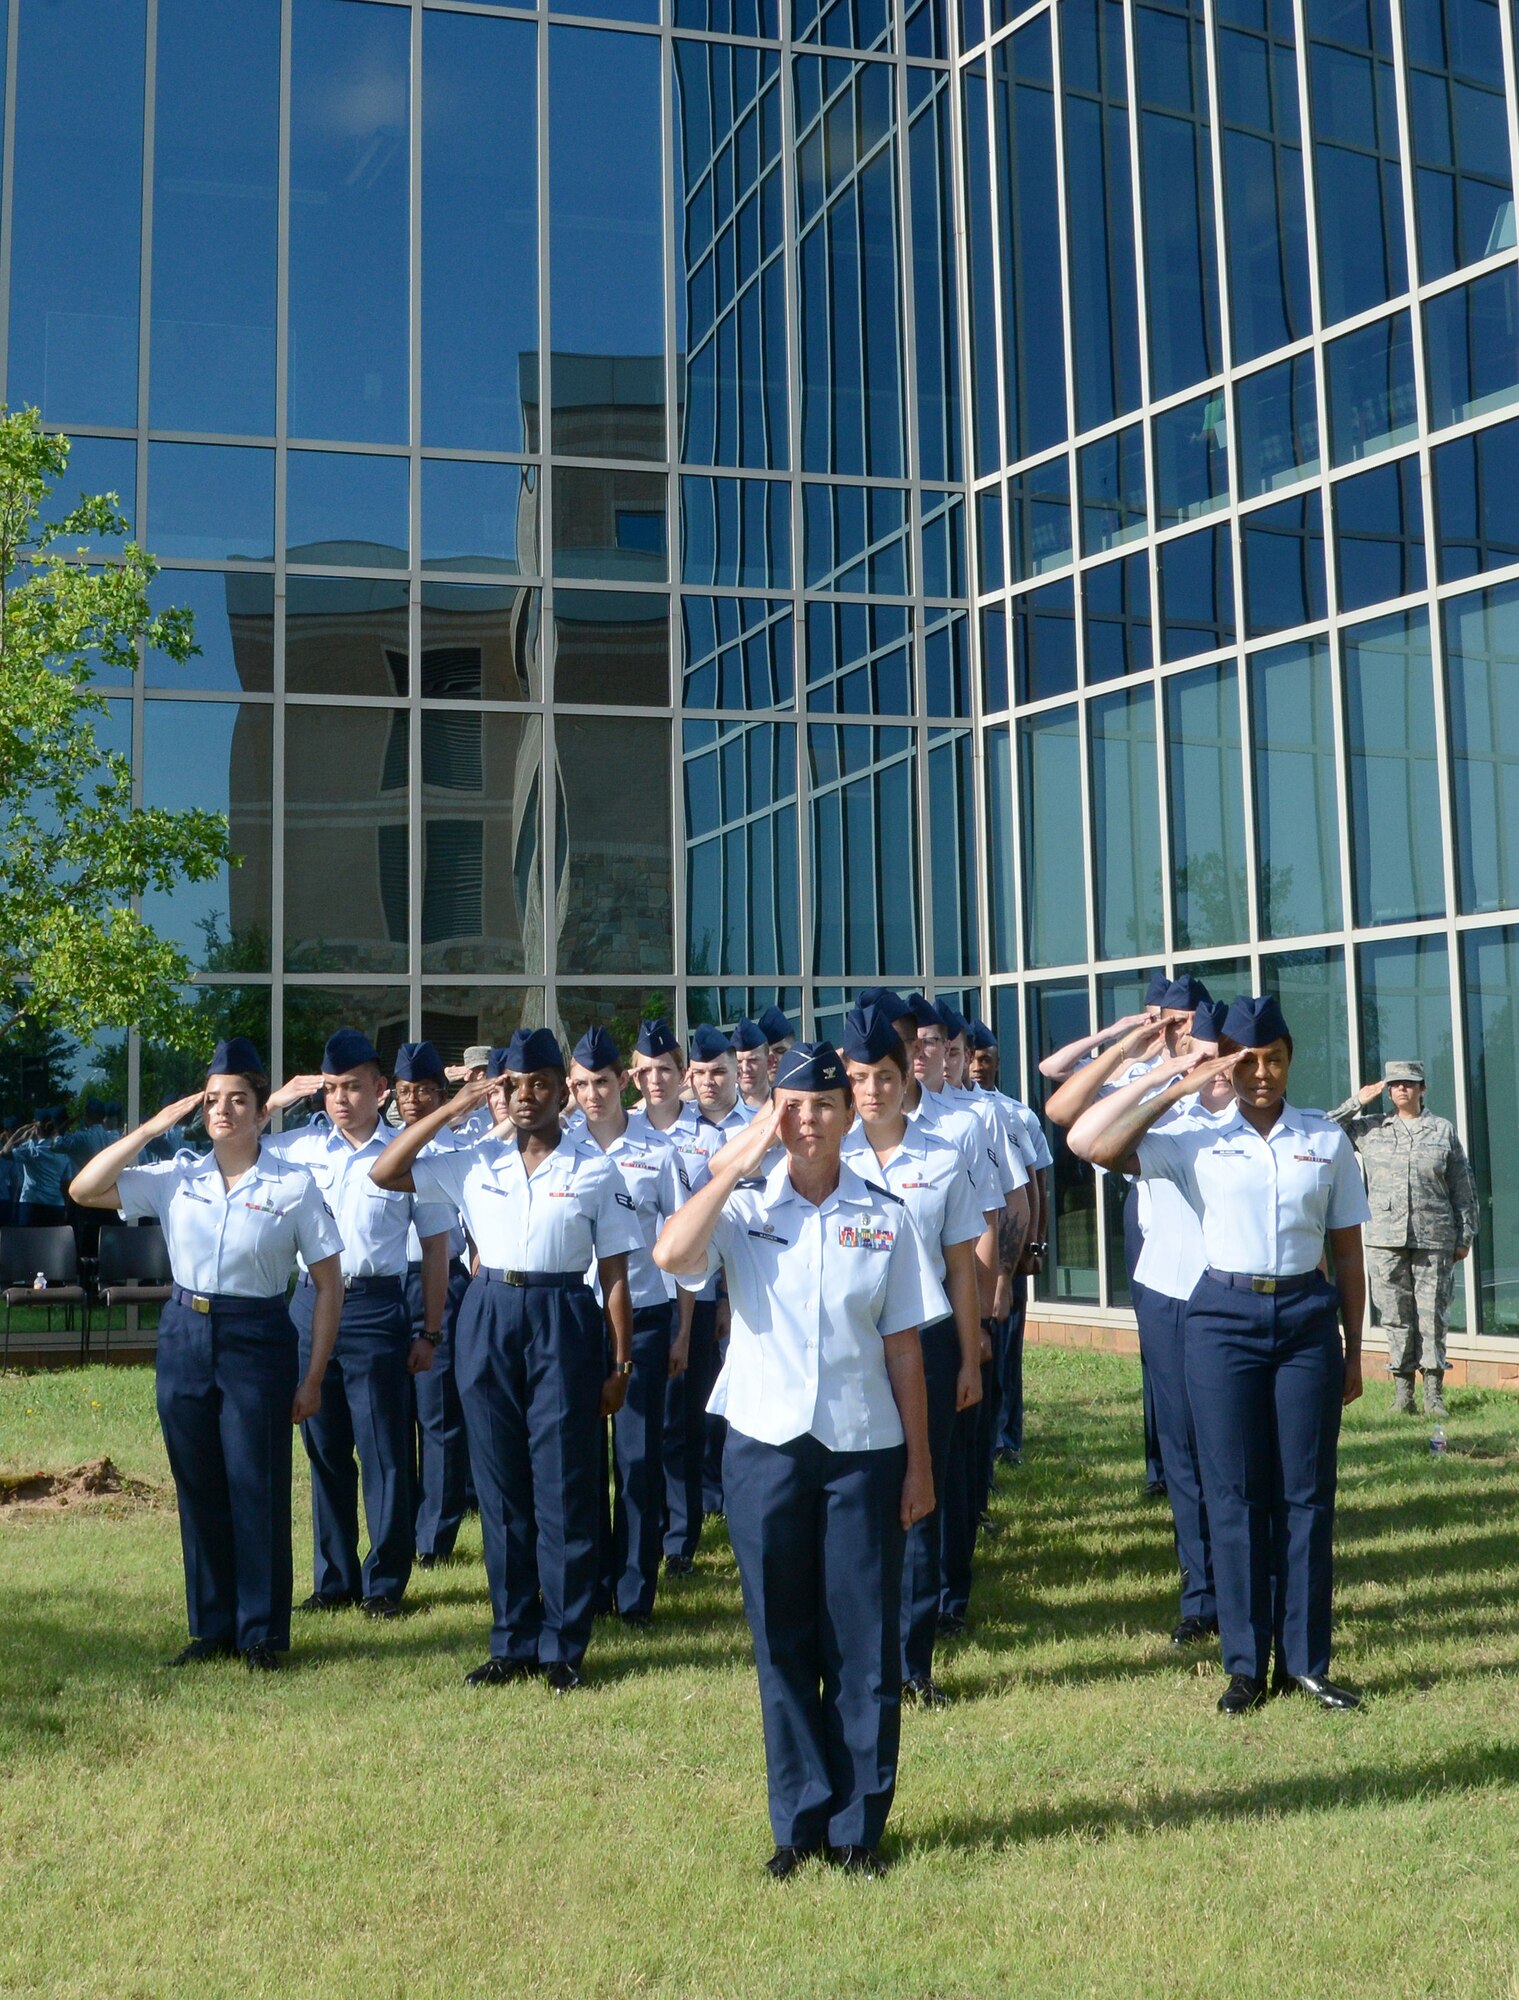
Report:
266,1074,325,1115
447,1074,495,1125
1172,1049,1244,1096
151,1091,203,1136
1357,1080,1385,1106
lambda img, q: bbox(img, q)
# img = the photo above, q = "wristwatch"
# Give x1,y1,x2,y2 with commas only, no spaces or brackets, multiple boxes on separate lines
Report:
418,1329,440,1342
614,1359,634,1377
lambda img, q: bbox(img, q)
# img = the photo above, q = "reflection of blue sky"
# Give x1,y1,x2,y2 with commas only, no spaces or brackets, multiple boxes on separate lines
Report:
40,436,136,545
288,450,408,563
140,702,252,958
147,443,275,561
147,571,267,692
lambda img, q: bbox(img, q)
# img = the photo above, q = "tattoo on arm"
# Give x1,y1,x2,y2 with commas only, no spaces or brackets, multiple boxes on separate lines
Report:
998,1206,1027,1271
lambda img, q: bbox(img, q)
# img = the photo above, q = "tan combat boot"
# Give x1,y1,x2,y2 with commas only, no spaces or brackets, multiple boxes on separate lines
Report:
1423,1371,1447,1419
1392,1376,1417,1415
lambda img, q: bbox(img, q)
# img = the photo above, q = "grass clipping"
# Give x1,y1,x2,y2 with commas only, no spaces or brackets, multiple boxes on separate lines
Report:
0,1456,157,1511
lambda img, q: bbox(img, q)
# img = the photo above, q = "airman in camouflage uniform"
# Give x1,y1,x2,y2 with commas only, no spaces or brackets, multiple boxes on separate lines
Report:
1328,1061,1478,1418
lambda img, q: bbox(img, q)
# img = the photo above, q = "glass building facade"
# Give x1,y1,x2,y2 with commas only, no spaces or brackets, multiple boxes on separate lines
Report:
3,0,1519,1346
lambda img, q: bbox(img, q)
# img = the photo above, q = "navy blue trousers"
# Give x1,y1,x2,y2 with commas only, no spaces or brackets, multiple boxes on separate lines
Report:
155,1297,299,1652
1134,1287,1215,1623
725,1428,907,1851
455,1274,605,1666
292,1280,415,1603
973,1333,1001,1523
901,1316,961,1683
610,1303,675,1617
994,1275,1027,1454
663,1297,720,1560
405,1261,472,1561
1126,1186,1165,1488
1185,1273,1344,1680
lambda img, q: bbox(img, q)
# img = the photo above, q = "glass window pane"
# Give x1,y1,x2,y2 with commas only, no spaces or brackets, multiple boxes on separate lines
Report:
1433,416,1519,583
793,0,893,51
1241,493,1326,637
908,70,963,483
143,990,273,1116
1008,457,1073,580
1405,0,1514,284
422,12,538,454
962,60,999,477
147,445,274,564
141,702,271,971
1358,935,1457,1147
287,451,409,568
923,607,971,718
1306,0,1408,325
981,602,1010,713
1135,0,1222,399
930,729,979,977
1343,609,1445,925
681,597,794,708
1079,424,1147,555
684,719,799,977
1250,637,1342,939
1446,578,1519,916
289,0,410,445
148,572,275,694
804,484,909,595
681,476,791,590
1261,945,1348,1116
8,0,145,426
422,461,538,578
977,487,1005,594
986,726,1016,972
1167,661,1249,949
1154,392,1228,525
805,602,912,714
419,987,537,1065
1461,926,1519,1331
1083,552,1153,683
1090,685,1163,960
150,0,278,435
285,579,409,697
993,15,1067,461
1012,580,1077,702
921,491,966,599
808,726,918,975
675,43,789,471
1333,456,1426,612
795,55,906,477
553,590,670,706
1019,709,1087,967
42,437,137,554
1028,979,1097,1302
1061,0,1142,431
281,987,410,1074
1159,523,1235,662
1425,264,1519,431
550,30,665,461
420,713,542,975
674,0,779,30
284,707,409,971
558,716,673,973
1325,309,1417,464
420,583,542,703
1235,353,1320,497
1216,12,1312,362
553,467,668,582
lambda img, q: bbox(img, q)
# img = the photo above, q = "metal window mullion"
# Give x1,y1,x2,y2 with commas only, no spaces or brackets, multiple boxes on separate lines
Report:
408,0,424,1035
0,0,21,399
268,0,293,1093
1496,0,1519,216
781,30,812,1034
538,9,557,1026
662,18,688,1023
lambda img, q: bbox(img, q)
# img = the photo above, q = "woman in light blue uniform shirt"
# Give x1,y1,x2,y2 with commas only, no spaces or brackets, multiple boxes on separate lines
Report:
70,1038,344,1671
1079,996,1370,1715
371,1028,643,1691
655,1042,946,1880
840,1004,984,1709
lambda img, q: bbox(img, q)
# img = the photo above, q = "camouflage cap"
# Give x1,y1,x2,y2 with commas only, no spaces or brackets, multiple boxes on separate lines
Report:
1383,1059,1426,1084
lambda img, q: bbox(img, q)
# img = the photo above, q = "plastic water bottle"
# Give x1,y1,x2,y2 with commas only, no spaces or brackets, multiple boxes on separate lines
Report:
32,1269,47,1291
1430,1425,1448,1456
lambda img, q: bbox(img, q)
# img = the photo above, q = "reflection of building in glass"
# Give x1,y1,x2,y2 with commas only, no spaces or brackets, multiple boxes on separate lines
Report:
9,0,1519,1362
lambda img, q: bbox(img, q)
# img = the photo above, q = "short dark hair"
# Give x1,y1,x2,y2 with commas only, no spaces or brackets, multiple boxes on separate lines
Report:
847,1042,909,1081
1219,1033,1293,1061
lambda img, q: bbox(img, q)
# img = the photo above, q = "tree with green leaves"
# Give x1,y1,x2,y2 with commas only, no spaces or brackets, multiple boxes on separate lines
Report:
0,408,233,1057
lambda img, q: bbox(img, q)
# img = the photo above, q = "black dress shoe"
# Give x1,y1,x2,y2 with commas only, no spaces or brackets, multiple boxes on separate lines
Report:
619,1608,653,1627
464,1656,540,1687
167,1637,235,1667
1145,1479,1169,1500
545,1660,585,1694
936,1612,966,1637
244,1644,282,1672
1273,1670,1361,1710
1170,1616,1220,1647
901,1676,952,1709
1217,1674,1266,1714
416,1553,438,1571
828,1845,887,1877
361,1595,403,1620
298,1590,357,1613
664,1554,695,1576
995,1447,1021,1468
763,1845,820,1880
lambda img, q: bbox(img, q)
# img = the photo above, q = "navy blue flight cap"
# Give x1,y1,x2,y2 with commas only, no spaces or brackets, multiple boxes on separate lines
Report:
757,1005,795,1044
859,986,909,1024
501,1027,566,1075
1143,972,1171,1008
484,1045,510,1079
571,1025,622,1073
934,999,969,1041
689,1024,734,1063
1221,994,1291,1048
106,1102,122,1121
1192,1000,1228,1045
905,992,941,1030
841,1005,900,1066
1161,975,1212,1014
635,1017,681,1059
730,1017,768,1052
774,1040,848,1092
321,1028,381,1076
207,1036,266,1078
84,1098,105,1120
393,1040,446,1085
967,1018,998,1052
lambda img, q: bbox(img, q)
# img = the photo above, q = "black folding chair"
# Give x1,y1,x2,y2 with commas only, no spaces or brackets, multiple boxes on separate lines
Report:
1,1225,90,1361
95,1224,173,1357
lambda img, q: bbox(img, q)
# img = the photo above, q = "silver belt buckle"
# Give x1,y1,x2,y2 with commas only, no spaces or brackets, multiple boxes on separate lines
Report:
190,1293,212,1314
1251,1276,1276,1295
503,1269,526,1287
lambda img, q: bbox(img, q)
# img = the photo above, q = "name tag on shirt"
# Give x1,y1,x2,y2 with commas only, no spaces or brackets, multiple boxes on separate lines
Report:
839,1225,894,1251
747,1225,789,1245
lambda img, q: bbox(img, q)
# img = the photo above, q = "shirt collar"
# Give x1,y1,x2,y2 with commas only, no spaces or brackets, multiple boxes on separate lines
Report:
1219,1099,1305,1140
761,1152,883,1213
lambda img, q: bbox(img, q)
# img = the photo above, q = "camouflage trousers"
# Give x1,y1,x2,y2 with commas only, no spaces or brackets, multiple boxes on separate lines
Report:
1367,1247,1456,1376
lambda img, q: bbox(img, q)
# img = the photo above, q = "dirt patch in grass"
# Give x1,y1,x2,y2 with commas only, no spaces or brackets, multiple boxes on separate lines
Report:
0,1456,158,1511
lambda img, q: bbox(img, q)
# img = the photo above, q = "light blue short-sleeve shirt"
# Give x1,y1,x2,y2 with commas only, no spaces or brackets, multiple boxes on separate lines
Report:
584,1119,687,1310
263,1123,455,1277
116,1147,344,1297
410,1131,646,1273
840,1122,983,1292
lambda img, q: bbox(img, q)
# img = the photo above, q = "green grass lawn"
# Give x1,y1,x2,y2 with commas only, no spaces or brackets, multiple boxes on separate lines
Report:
4,1348,1519,2000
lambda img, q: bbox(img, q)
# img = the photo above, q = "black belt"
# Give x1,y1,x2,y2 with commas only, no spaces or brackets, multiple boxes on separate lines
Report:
478,1267,588,1291
299,1272,404,1296
1207,1268,1320,1296
171,1286,288,1318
